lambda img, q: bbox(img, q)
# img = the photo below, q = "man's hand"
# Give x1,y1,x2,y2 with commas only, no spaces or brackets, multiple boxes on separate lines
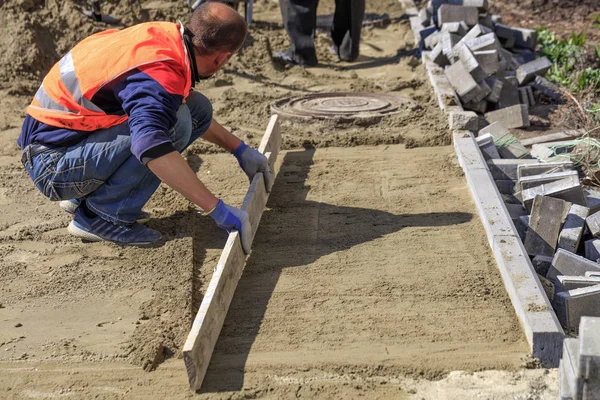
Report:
232,141,273,192
209,199,252,254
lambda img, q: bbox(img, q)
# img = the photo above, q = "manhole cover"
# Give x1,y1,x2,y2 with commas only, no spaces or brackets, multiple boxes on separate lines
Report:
271,92,414,121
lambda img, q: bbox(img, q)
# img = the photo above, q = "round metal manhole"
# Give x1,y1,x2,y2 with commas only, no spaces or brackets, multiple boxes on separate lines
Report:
271,92,414,122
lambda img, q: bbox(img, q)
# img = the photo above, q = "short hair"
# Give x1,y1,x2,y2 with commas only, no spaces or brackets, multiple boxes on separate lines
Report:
187,3,248,56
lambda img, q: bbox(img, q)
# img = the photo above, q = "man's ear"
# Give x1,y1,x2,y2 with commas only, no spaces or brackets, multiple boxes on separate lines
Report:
215,51,232,67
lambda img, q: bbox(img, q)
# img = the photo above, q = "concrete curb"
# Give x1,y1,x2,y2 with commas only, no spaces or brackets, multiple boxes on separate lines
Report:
403,0,565,367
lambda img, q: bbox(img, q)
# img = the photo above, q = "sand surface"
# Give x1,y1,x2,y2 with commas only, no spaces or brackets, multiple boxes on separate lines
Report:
0,0,559,398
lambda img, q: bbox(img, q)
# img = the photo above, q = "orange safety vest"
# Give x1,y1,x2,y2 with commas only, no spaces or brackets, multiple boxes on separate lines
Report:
27,22,192,131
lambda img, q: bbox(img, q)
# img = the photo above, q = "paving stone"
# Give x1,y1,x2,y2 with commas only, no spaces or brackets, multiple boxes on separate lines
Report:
558,204,590,254
555,285,600,332
517,161,574,180
584,189,600,214
476,133,501,160
449,111,480,131
485,104,530,129
533,254,553,276
496,179,515,195
424,31,443,50
586,210,600,238
496,79,521,109
419,26,438,49
494,23,517,48
516,57,552,85
431,42,450,66
513,27,538,50
586,239,600,263
464,32,499,52
485,77,503,103
487,158,539,181
548,249,600,282
538,272,555,301
437,4,479,26
517,170,579,192
531,76,563,102
556,275,600,292
441,32,462,61
522,177,584,212
560,338,580,400
418,8,431,26
579,317,600,380
506,202,527,220
519,86,535,107
440,21,468,36
524,195,571,257
447,0,489,11
457,45,488,82
487,158,538,180
559,359,576,400
463,99,488,114
445,60,484,103
585,271,600,278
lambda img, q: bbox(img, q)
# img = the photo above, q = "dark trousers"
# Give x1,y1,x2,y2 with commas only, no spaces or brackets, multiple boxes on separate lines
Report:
279,0,366,66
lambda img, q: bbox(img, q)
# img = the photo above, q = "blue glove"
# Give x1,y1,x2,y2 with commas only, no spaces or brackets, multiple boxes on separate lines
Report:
232,141,273,192
209,199,252,254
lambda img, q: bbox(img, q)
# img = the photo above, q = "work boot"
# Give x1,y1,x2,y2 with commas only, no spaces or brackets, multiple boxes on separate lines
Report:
67,206,162,246
59,199,151,224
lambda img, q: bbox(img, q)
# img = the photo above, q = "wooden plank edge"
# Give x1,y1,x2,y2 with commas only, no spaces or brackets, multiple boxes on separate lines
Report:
182,116,282,391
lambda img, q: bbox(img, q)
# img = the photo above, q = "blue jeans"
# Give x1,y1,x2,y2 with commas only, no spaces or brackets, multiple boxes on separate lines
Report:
22,91,213,225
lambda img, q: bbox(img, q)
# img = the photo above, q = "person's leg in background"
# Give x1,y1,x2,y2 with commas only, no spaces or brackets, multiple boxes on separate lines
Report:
277,0,320,66
331,0,365,62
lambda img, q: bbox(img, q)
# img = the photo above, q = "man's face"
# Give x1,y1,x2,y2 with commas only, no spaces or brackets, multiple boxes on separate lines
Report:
195,50,234,80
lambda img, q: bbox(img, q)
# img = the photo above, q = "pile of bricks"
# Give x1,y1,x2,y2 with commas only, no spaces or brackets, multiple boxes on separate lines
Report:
561,317,600,399
481,134,600,334
413,0,562,130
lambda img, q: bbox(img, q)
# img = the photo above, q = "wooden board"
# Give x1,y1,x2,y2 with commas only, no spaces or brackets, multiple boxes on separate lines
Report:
521,130,584,147
182,115,281,391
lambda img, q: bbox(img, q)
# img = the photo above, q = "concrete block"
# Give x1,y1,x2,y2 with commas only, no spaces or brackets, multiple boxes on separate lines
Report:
463,99,488,114
533,254,552,276
584,189,600,214
496,180,516,195
449,111,480,131
441,21,468,36
437,4,479,26
519,86,535,107
531,76,563,102
586,271,600,278
587,210,600,238
517,170,579,192
497,79,521,108
559,359,576,400
530,143,556,161
548,249,600,282
579,316,600,380
478,13,494,29
494,23,517,47
447,0,488,11
517,162,574,180
441,32,462,60
464,32,499,52
445,61,484,103
498,138,530,160
476,133,501,160
424,31,443,50
514,214,529,240
485,77,503,103
431,42,450,66
517,57,552,85
538,273,555,300
485,104,530,129
418,8,431,26
479,120,509,139
524,195,571,257
586,239,600,263
559,204,590,254
487,158,539,181
419,26,439,49
556,275,600,292
506,202,527,220
555,285,600,332
561,338,580,400
474,50,500,77
522,177,584,212
513,27,538,50
458,45,488,82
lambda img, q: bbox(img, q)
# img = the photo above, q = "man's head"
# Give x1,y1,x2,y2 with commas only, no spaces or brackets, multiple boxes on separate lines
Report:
187,3,248,79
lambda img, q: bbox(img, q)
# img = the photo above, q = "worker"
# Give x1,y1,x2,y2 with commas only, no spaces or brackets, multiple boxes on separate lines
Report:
275,0,366,66
18,3,271,253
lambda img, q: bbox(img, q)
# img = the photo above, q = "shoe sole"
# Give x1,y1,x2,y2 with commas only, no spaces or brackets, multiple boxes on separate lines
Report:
67,221,154,246
61,203,150,224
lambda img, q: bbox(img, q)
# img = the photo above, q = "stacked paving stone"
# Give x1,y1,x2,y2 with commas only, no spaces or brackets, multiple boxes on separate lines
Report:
413,0,561,130
560,317,600,399
480,138,600,333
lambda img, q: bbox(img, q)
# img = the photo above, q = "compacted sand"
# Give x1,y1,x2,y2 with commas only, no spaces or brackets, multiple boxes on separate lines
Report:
0,0,558,398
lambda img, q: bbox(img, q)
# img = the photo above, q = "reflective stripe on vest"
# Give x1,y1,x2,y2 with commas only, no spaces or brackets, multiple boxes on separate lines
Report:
27,22,192,131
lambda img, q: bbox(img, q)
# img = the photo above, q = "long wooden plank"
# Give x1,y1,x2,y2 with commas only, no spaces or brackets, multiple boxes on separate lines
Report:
521,130,584,147
182,115,281,391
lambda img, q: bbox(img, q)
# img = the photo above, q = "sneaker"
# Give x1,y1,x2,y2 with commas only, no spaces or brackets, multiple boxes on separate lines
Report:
67,207,162,246
59,199,150,224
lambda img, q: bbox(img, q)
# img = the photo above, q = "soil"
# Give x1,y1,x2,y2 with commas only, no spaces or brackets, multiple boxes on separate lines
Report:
0,0,559,399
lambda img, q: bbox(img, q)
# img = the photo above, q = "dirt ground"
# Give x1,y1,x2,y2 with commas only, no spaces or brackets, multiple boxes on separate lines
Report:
0,0,560,399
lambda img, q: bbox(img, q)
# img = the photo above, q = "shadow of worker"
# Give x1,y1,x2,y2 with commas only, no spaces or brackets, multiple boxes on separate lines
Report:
197,147,473,393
